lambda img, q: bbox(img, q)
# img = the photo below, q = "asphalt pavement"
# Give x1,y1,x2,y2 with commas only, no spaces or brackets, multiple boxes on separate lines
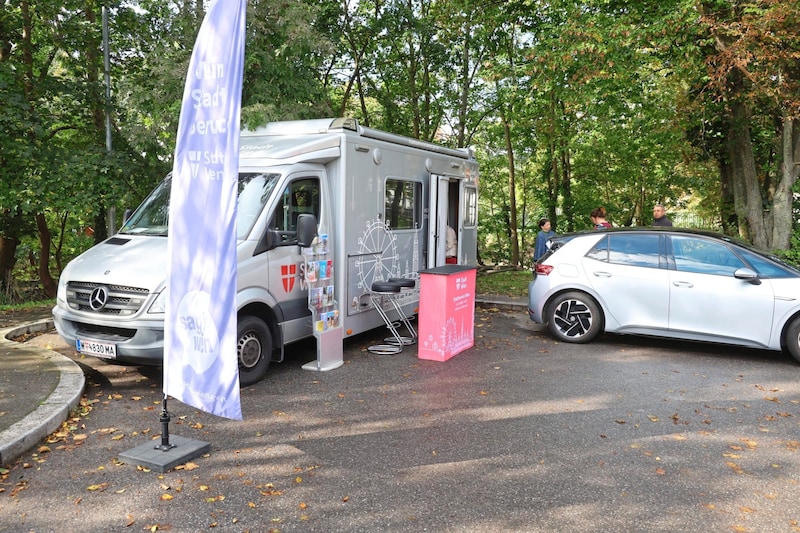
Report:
4,296,800,533
0,296,525,467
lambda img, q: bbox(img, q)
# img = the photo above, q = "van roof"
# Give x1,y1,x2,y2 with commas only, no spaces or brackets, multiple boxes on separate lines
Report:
242,118,474,161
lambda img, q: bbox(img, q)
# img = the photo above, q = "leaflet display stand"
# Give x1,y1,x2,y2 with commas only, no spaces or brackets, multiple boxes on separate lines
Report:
302,235,344,372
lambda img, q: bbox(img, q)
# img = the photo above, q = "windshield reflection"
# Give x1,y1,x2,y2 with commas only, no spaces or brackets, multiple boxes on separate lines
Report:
120,173,281,239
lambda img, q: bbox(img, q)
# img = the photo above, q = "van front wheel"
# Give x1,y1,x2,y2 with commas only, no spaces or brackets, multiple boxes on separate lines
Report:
237,316,272,387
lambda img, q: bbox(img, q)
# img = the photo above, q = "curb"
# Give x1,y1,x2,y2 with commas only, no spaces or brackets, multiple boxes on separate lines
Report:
474,297,527,311
0,319,85,467
0,302,518,466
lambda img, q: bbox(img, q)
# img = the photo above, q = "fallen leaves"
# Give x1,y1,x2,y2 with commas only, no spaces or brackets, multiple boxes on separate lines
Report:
725,461,745,475
740,438,758,450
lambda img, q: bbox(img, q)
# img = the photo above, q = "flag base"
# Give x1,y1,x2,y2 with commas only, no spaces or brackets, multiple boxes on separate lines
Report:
302,359,344,371
119,435,211,473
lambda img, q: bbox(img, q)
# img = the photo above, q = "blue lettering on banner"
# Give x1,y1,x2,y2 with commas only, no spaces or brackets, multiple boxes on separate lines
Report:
193,335,215,353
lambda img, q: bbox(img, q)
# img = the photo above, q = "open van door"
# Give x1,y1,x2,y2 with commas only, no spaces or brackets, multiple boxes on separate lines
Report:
428,174,463,268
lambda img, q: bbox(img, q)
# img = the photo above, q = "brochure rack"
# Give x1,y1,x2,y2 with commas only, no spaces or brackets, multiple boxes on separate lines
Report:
302,234,344,371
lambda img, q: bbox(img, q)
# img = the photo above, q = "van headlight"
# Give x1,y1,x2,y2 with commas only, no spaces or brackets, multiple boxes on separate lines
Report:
56,276,67,304
148,289,167,314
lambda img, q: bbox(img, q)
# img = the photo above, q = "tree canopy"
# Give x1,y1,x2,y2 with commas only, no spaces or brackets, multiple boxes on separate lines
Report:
0,0,798,298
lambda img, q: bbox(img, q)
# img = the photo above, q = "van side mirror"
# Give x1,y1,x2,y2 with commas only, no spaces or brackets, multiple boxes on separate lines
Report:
296,214,317,247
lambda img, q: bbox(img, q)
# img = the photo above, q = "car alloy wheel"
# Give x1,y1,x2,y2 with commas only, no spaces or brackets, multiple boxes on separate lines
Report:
547,291,602,343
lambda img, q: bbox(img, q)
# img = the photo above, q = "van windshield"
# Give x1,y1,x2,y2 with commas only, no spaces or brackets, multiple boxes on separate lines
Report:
120,173,281,239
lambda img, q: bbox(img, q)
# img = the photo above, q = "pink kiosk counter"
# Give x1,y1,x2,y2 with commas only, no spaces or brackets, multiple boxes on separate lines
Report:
417,265,477,361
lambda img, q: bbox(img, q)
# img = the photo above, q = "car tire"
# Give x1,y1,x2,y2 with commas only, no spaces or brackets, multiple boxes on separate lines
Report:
237,316,273,387
784,316,800,363
545,291,603,343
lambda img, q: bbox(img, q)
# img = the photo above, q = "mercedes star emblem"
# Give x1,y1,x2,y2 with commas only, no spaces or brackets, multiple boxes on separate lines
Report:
89,286,109,311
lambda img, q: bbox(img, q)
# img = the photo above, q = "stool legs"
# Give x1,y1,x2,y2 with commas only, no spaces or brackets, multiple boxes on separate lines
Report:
385,278,417,345
367,281,404,354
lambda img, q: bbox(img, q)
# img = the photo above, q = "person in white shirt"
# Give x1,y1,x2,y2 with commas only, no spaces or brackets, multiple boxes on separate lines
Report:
446,225,457,263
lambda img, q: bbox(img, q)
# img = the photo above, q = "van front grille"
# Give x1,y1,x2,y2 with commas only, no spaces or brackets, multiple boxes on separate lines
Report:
66,281,150,316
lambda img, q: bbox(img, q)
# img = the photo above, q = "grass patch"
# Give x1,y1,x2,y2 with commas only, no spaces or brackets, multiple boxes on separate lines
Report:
0,299,55,313
0,273,531,310
476,268,531,297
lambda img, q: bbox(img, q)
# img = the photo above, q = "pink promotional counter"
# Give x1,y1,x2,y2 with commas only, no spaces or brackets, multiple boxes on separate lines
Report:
417,265,477,361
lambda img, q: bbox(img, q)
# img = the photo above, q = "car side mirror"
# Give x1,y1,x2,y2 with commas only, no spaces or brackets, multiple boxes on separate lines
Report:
296,214,317,247
734,267,761,285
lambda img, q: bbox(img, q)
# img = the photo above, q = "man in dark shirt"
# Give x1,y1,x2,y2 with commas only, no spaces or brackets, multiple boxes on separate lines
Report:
652,204,673,227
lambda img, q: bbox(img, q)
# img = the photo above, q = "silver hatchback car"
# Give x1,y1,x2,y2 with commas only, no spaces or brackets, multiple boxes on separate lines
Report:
528,228,800,361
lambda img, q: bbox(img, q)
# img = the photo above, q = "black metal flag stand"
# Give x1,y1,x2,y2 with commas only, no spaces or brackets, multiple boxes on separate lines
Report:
119,395,211,473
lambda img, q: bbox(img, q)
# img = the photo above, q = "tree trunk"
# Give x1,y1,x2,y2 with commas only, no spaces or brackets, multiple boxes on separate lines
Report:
0,235,19,296
500,111,520,267
718,159,737,236
727,99,769,249
771,112,799,250
35,213,57,298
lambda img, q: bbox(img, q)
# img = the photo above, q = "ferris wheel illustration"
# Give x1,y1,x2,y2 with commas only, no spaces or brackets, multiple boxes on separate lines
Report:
355,219,399,290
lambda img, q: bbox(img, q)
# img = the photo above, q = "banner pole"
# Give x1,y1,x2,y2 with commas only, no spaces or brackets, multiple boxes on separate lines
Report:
120,391,211,471
154,395,176,451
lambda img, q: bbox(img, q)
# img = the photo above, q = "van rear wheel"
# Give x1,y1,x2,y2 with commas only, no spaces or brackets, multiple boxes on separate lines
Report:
237,316,272,386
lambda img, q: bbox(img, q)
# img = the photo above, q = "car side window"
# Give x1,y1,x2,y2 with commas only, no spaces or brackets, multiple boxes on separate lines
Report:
607,234,660,268
738,248,796,278
671,235,744,275
586,235,609,262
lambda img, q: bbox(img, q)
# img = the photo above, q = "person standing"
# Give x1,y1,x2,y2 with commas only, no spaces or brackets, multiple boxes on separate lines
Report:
652,204,673,226
590,207,612,229
445,225,458,264
533,218,556,261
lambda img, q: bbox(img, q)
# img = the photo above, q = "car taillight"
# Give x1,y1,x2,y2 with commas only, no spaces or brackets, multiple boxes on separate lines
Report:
535,264,554,275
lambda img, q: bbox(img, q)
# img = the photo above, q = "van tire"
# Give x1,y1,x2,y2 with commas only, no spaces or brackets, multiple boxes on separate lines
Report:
237,316,272,387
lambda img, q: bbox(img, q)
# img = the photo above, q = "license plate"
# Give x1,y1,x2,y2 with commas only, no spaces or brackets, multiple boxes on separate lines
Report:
76,338,117,359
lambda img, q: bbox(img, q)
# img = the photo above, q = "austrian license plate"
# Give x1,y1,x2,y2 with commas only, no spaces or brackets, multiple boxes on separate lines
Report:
76,338,117,359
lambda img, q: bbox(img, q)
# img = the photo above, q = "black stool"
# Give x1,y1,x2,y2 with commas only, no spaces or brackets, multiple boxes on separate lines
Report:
386,277,417,345
367,281,405,354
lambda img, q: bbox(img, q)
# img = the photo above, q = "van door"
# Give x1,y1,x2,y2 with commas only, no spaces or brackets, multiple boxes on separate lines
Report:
263,175,321,343
428,174,461,268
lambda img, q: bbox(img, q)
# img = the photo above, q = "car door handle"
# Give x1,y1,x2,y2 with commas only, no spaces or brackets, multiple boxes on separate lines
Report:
673,281,694,288
593,271,612,278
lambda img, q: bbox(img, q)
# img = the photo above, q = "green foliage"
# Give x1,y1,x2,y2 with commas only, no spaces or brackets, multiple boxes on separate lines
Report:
774,233,800,269
1,0,799,302
476,269,531,297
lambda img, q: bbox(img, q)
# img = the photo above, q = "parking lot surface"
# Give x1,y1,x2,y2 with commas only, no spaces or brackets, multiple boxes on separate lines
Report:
2,305,800,532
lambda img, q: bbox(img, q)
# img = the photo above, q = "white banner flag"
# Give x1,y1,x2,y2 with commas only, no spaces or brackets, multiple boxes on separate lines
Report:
163,0,246,420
